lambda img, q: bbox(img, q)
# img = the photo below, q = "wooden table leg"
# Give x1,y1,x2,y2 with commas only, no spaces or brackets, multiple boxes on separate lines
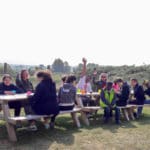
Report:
76,96,84,107
76,96,90,126
122,108,130,121
2,102,17,142
128,108,135,120
70,112,81,128
80,111,90,126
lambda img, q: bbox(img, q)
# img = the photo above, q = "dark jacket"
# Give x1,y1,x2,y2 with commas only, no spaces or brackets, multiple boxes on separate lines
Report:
93,76,106,91
30,80,59,115
144,88,150,97
116,82,130,106
16,78,34,93
0,83,21,94
133,84,145,105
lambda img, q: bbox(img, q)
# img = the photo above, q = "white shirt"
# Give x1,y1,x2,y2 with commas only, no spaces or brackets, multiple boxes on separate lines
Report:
77,76,92,92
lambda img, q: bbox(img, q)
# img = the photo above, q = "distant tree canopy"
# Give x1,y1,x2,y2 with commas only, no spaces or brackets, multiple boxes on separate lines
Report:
1,60,150,84
52,58,71,73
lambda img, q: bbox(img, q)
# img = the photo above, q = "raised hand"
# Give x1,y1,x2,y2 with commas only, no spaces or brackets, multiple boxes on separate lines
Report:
82,58,87,64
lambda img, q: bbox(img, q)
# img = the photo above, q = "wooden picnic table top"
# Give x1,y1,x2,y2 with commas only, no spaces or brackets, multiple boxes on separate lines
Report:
0,93,34,102
77,92,100,96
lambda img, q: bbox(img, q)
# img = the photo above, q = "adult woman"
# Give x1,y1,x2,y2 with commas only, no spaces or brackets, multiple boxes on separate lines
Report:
16,69,34,115
0,74,21,117
30,71,59,129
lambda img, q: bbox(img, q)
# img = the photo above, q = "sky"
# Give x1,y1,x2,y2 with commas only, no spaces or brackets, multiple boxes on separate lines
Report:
0,0,150,66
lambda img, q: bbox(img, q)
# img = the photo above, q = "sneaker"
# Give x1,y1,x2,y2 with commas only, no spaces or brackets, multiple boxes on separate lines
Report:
49,122,55,130
27,125,38,131
44,123,50,129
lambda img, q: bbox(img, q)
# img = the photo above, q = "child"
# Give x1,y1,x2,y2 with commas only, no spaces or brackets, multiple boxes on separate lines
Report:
0,74,21,117
100,82,120,124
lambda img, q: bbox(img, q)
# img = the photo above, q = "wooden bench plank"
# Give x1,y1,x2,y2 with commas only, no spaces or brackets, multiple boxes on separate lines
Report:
8,108,82,126
81,106,101,112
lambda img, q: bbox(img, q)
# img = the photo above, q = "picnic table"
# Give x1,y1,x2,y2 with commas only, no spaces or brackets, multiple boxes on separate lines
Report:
0,94,84,142
76,92,101,125
0,94,30,142
76,92,100,107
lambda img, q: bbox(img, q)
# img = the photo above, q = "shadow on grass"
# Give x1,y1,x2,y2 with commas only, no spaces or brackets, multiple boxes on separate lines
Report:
0,116,82,150
136,113,150,125
80,113,138,133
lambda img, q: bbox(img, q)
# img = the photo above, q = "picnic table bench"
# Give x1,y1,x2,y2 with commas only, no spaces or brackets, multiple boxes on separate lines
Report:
0,94,88,142
117,103,150,121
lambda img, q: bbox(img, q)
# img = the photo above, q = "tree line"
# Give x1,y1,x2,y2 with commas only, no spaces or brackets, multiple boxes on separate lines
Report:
0,59,150,83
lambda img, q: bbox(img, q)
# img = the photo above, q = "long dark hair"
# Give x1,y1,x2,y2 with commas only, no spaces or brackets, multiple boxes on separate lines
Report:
20,69,28,80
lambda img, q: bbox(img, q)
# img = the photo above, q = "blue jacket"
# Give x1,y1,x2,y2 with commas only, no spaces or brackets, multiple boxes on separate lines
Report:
0,83,21,94
116,82,130,106
30,80,59,115
133,84,145,105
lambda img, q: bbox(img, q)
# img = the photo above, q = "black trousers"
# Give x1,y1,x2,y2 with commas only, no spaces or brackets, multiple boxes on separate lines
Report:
9,101,21,116
59,105,74,111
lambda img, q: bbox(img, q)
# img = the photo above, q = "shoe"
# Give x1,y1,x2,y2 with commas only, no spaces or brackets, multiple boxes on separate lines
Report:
44,123,50,129
133,112,137,118
116,120,122,125
49,122,55,130
103,118,109,124
27,125,38,131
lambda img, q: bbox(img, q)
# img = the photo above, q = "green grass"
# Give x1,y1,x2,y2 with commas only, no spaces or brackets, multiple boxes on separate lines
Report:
0,108,150,150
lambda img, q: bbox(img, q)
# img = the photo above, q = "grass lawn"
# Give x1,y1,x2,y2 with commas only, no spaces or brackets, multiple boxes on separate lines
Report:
0,108,150,150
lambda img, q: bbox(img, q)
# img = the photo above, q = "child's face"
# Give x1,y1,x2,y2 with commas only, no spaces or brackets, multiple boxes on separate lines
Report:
3,77,12,86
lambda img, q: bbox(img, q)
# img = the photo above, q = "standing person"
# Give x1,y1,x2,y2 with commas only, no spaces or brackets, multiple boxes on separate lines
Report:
0,74,21,117
58,75,77,111
129,79,145,118
93,72,108,91
30,71,59,129
16,69,34,115
100,82,120,124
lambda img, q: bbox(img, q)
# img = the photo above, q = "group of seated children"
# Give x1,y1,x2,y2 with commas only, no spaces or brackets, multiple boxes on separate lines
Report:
0,70,59,131
75,58,149,124
0,58,149,129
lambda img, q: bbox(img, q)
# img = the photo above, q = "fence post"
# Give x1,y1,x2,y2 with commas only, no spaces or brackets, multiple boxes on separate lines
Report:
3,63,8,74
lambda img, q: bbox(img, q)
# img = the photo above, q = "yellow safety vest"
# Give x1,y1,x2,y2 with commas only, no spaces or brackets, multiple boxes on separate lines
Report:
100,89,115,108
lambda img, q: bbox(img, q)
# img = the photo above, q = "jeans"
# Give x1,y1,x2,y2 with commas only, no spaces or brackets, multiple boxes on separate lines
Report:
104,107,120,123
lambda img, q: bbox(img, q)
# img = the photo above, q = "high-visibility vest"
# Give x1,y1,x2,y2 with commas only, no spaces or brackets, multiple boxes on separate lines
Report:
100,89,115,108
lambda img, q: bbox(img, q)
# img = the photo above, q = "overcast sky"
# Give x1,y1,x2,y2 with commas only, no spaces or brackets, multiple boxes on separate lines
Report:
0,0,150,66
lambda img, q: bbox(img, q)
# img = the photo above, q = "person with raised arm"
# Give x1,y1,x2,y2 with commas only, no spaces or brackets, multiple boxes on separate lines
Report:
76,58,95,106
